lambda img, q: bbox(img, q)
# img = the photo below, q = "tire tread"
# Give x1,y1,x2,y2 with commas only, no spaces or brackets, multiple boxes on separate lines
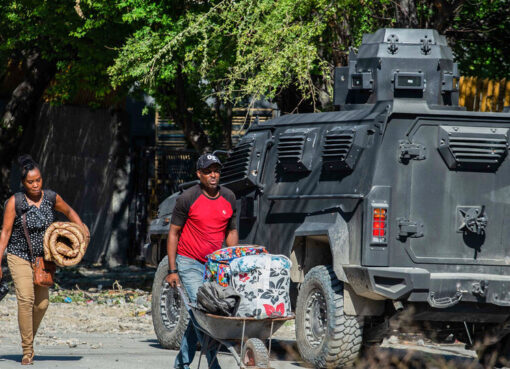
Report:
296,265,363,368
243,338,270,368
151,256,189,349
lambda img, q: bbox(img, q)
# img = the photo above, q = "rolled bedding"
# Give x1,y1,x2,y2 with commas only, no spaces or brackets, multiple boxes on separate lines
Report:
43,222,90,267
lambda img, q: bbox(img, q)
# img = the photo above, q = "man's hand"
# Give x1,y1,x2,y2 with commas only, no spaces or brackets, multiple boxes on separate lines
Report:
165,273,180,287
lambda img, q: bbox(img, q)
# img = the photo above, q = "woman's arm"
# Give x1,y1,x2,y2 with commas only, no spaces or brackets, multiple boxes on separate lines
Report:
54,194,90,238
0,197,16,279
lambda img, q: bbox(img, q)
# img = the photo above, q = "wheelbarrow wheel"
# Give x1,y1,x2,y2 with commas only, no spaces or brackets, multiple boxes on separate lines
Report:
242,338,270,368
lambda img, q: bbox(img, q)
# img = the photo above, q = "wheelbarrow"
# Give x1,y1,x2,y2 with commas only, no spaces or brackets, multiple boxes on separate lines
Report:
178,287,294,369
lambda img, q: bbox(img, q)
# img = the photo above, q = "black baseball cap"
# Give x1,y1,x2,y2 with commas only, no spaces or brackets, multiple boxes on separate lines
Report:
197,154,222,170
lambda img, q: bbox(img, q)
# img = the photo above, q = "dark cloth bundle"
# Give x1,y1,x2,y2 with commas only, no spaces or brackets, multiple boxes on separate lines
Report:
196,282,241,316
0,280,8,302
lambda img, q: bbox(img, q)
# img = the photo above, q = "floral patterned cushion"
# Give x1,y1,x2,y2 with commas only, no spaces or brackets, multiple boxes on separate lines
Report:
204,245,267,287
230,254,291,319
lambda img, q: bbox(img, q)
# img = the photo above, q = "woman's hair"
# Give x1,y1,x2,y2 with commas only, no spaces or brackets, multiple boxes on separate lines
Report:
17,154,40,180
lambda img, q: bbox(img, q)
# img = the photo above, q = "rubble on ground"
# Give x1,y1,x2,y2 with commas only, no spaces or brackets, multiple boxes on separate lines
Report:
0,265,155,348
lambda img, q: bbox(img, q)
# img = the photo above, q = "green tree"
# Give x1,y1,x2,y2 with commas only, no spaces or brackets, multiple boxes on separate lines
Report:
110,0,382,151
0,0,129,199
109,0,239,152
390,0,510,78
449,0,510,79
112,0,390,116
119,0,508,122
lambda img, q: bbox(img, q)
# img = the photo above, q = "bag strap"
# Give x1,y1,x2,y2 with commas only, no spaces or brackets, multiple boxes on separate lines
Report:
14,192,24,217
44,189,57,207
21,213,34,263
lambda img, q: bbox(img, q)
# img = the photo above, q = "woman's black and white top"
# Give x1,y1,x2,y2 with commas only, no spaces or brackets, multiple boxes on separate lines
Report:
7,190,57,262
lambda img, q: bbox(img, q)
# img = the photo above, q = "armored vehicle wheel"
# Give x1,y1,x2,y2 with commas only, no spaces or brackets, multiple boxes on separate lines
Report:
151,256,189,349
296,265,363,368
242,338,270,368
477,334,510,368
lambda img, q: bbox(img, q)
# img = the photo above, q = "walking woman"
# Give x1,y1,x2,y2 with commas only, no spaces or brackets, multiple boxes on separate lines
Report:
0,155,88,365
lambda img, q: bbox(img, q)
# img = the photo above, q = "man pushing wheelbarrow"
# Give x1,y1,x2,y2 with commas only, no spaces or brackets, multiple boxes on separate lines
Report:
165,153,238,369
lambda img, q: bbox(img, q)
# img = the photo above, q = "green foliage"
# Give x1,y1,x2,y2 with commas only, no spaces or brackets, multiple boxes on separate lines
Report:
108,1,230,147
131,0,510,112
0,0,130,105
450,0,510,79
124,0,379,111
109,0,202,88
2,0,509,122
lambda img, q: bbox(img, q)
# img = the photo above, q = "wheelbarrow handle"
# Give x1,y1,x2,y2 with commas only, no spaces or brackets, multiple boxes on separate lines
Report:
176,285,207,339
176,285,192,311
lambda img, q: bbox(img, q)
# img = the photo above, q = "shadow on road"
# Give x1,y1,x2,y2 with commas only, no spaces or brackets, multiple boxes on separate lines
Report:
142,338,163,349
141,338,482,368
0,355,83,363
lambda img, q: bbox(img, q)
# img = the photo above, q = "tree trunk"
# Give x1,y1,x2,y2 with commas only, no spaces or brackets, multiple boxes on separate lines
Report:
172,66,210,153
213,94,233,150
430,0,464,33
395,0,419,28
0,51,56,201
223,101,233,150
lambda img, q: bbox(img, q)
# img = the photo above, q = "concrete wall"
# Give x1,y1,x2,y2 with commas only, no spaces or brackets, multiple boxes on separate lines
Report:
28,104,132,266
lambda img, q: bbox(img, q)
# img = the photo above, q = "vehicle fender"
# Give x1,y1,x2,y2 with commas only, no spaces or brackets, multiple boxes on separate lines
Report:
145,192,180,265
292,213,385,316
158,192,180,217
293,212,349,283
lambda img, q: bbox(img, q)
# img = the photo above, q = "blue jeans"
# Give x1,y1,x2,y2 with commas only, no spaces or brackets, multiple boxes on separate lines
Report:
174,255,221,369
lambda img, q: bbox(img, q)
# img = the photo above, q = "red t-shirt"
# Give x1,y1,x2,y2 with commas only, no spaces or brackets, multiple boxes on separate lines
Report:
171,184,236,263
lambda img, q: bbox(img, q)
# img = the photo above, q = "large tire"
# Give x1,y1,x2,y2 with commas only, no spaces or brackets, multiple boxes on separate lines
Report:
296,265,363,368
151,256,189,349
242,338,270,368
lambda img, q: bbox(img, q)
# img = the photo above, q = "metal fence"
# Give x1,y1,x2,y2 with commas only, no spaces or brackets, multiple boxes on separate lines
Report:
149,148,199,216
155,108,277,149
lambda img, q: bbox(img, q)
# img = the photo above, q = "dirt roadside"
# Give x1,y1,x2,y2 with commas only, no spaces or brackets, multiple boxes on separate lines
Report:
0,265,482,368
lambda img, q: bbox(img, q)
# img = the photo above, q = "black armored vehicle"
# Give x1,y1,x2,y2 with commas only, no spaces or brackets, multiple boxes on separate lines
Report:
145,28,510,367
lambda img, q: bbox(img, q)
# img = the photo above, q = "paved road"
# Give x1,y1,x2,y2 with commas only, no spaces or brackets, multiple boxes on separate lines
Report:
0,333,304,369
0,333,482,369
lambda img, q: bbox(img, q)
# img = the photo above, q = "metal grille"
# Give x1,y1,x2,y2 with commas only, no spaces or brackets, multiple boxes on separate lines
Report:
278,135,305,161
323,131,355,162
153,149,199,205
449,136,507,165
221,140,254,184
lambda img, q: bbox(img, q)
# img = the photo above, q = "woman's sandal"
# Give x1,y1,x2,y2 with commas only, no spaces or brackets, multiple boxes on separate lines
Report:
21,353,33,365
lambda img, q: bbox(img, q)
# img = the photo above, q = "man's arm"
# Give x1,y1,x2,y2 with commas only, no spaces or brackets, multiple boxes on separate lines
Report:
224,189,238,247
225,228,239,247
165,224,182,287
